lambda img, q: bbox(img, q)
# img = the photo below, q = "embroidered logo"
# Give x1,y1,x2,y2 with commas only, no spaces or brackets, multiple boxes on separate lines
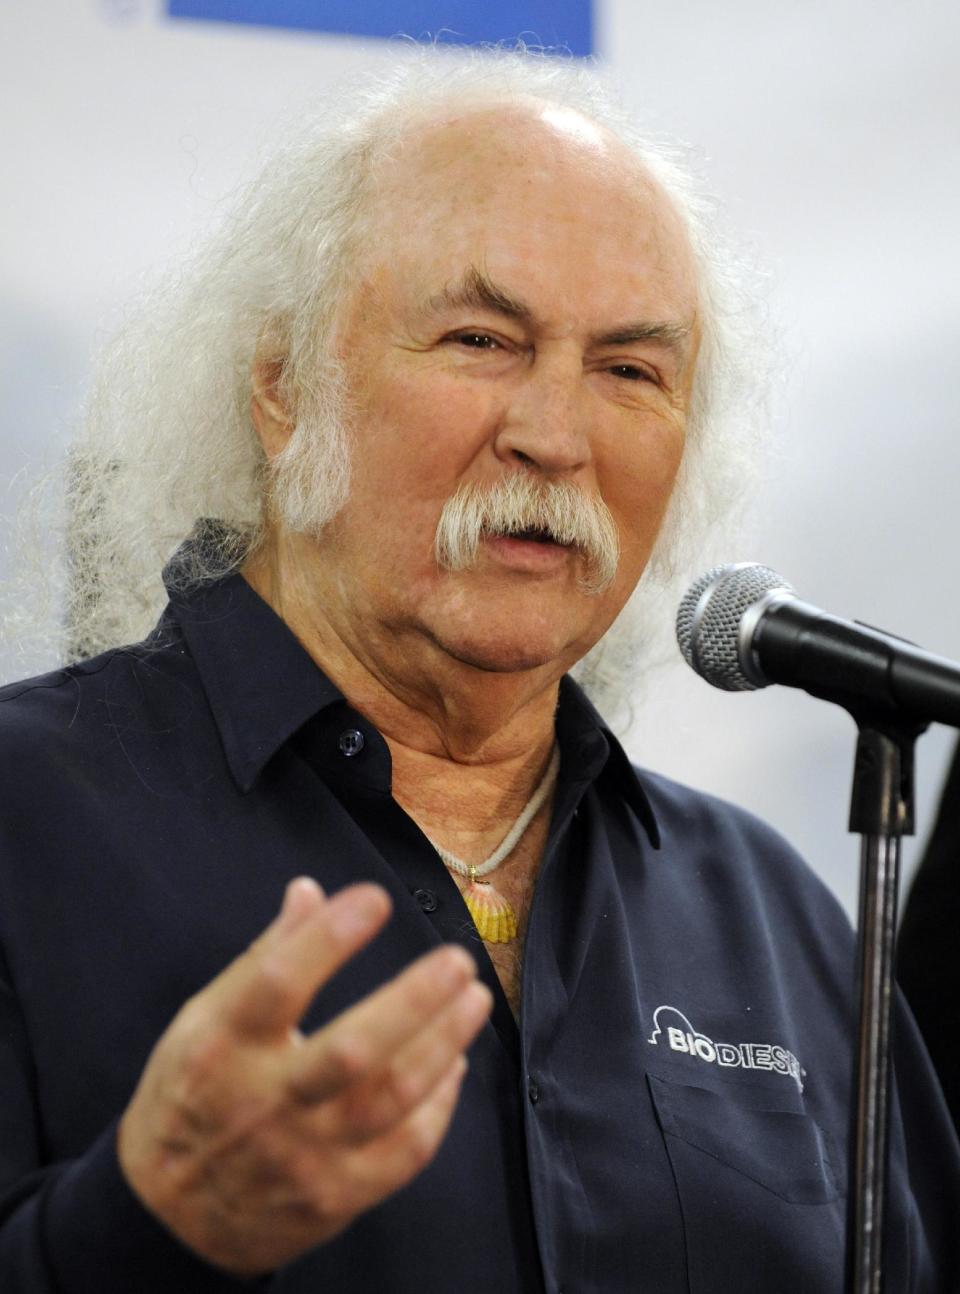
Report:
647,1005,805,1093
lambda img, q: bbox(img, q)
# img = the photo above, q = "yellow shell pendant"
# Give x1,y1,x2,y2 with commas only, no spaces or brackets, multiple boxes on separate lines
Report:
464,878,518,944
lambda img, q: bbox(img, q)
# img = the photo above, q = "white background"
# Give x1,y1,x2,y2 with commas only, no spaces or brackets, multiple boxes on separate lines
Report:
1,0,958,918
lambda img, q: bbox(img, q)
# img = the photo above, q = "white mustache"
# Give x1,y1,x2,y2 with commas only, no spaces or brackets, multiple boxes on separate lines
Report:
434,475,620,595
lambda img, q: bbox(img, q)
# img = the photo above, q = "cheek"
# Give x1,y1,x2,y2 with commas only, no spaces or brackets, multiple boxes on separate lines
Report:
602,421,687,555
340,372,504,572
350,368,498,496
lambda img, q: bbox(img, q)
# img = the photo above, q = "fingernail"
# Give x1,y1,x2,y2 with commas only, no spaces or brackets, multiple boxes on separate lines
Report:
466,981,494,1018
329,885,389,937
436,946,476,987
277,877,322,934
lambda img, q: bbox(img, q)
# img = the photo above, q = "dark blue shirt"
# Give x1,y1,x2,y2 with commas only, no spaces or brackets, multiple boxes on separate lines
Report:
0,568,956,1293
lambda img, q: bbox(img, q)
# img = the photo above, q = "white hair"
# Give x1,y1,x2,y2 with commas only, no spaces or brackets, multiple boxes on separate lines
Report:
435,476,620,595
8,44,770,722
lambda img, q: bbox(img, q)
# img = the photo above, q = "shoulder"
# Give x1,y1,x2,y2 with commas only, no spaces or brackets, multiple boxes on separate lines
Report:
637,765,799,852
632,764,853,943
0,651,120,742
0,622,197,765
0,650,124,724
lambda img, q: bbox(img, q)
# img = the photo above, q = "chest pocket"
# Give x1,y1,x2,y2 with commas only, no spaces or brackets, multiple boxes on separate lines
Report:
647,1072,846,1292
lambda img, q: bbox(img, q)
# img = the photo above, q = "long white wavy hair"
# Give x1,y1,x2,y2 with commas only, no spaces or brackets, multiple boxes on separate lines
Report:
11,46,769,722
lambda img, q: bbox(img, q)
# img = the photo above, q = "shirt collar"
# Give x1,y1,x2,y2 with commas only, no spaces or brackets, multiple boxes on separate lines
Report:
555,675,660,848
162,538,659,848
165,561,343,794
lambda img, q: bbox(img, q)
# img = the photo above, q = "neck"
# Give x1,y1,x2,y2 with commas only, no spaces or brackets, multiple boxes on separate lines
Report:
242,531,563,831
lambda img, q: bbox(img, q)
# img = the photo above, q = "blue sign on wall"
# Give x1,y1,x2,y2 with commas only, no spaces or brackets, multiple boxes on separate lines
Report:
166,1,593,57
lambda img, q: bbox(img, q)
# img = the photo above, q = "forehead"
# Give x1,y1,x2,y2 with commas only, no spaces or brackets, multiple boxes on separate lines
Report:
353,104,700,334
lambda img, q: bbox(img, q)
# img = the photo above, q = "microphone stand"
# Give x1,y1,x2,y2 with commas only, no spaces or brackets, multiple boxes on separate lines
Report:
845,714,927,1294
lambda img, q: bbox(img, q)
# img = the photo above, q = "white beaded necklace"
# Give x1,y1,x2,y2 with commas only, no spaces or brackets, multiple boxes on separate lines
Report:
428,746,560,944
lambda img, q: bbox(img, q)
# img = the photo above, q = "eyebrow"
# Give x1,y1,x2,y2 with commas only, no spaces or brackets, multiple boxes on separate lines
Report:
426,266,530,322
424,266,693,357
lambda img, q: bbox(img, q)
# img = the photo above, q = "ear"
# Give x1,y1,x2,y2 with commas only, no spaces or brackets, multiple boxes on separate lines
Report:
251,356,294,459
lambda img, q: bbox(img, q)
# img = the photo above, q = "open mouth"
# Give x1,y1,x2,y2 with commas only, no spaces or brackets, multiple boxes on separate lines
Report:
477,527,577,576
505,528,565,546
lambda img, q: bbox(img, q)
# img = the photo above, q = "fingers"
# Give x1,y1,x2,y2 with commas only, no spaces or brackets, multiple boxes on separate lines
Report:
286,943,489,1106
333,1053,471,1218
211,878,393,1040
329,979,492,1140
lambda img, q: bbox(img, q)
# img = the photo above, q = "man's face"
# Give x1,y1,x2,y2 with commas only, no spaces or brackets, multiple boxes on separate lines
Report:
315,104,700,680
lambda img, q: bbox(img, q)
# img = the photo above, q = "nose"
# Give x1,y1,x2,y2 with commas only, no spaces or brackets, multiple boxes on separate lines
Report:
493,349,592,476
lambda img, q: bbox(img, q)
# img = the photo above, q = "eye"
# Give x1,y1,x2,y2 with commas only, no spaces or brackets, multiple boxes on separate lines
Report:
449,331,502,350
609,362,657,383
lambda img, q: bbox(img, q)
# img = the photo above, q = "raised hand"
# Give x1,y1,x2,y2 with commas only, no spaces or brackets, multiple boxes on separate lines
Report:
117,876,492,1276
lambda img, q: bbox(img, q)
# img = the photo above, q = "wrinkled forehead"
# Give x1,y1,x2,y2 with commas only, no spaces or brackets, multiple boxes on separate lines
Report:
335,104,700,366
364,100,691,261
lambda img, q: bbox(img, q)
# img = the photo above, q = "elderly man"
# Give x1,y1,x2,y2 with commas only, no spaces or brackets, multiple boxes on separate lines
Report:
0,51,956,1293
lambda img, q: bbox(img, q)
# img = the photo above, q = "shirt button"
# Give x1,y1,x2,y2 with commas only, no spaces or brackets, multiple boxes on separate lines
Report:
413,888,438,913
338,729,365,757
528,1078,540,1105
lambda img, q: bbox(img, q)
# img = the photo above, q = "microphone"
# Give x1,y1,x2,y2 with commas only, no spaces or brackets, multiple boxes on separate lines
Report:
676,563,960,727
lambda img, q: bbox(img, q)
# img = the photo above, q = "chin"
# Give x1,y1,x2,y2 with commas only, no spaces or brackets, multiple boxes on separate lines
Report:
452,648,560,675
435,627,574,676
421,591,600,677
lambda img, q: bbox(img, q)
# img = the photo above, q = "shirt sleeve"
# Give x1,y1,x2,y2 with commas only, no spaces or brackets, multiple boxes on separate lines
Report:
0,961,269,1293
